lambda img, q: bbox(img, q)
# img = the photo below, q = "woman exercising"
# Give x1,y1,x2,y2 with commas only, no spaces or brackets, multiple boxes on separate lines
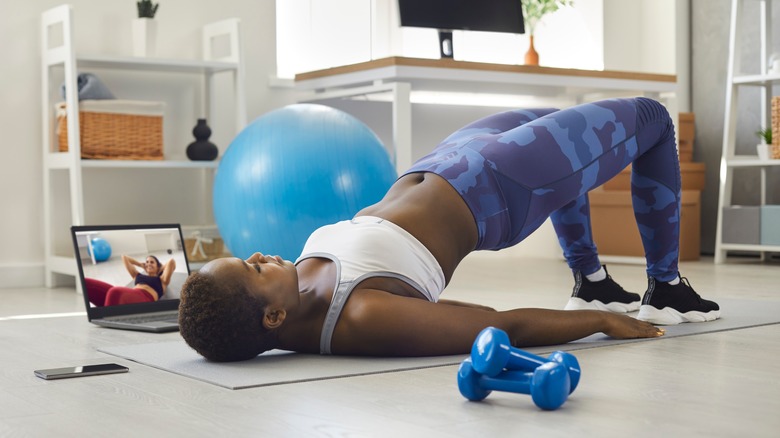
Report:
86,255,176,306
179,97,719,362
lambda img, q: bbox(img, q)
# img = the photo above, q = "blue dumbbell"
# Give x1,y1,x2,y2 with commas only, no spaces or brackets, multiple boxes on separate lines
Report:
457,358,570,410
470,327,581,393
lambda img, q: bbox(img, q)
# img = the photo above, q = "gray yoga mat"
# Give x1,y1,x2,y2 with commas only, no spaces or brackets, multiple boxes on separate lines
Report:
99,299,780,389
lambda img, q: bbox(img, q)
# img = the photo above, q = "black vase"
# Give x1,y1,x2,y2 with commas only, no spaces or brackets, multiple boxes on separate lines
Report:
186,119,218,161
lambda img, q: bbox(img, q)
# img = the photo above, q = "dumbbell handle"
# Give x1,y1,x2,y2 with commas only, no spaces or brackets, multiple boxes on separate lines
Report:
504,347,547,369
501,348,580,390
480,369,534,394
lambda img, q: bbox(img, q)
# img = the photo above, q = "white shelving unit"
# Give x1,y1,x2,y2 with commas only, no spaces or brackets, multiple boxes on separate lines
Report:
41,5,246,286
715,0,780,263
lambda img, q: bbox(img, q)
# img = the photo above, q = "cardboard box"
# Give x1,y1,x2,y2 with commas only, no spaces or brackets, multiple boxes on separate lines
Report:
589,190,701,260
721,206,760,245
678,112,695,162
760,205,780,245
185,236,231,262
602,161,706,191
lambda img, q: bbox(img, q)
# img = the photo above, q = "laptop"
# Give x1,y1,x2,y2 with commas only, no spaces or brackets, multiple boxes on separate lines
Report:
71,224,192,333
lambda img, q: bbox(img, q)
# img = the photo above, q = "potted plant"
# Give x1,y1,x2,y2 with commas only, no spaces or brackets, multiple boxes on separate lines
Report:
137,0,159,18
521,0,574,66
756,127,772,160
133,0,160,57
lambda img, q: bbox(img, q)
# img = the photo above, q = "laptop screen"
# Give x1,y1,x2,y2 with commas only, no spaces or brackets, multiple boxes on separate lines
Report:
71,224,191,320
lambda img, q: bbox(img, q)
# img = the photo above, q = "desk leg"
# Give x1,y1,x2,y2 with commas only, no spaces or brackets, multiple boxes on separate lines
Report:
391,82,412,174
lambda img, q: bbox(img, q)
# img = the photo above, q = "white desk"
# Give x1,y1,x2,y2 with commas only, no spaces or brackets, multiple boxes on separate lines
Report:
295,57,678,173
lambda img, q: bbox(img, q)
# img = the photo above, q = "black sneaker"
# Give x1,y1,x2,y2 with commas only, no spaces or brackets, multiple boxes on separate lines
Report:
564,266,641,313
637,276,720,325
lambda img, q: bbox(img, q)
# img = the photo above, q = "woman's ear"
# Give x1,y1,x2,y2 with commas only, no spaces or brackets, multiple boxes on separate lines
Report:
262,308,287,330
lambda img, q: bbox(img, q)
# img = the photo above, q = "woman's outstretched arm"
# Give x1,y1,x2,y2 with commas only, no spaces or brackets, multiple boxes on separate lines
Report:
331,289,663,356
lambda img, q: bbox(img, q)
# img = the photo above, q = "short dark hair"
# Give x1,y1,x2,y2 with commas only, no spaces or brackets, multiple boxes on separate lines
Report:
178,272,277,362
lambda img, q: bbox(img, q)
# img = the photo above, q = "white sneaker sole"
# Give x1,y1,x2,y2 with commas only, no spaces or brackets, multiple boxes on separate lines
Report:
636,305,721,325
564,297,640,313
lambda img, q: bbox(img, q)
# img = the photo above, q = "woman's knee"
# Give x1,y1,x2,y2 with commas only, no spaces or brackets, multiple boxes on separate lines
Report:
105,287,153,306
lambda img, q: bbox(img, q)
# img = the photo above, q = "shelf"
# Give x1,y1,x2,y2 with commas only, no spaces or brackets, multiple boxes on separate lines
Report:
80,159,219,169
714,0,779,263
726,156,780,167
46,54,239,74
48,255,79,276
732,72,780,85
719,243,780,253
45,153,219,170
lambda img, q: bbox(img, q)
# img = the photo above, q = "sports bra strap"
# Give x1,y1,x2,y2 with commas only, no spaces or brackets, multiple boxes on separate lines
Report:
319,280,358,355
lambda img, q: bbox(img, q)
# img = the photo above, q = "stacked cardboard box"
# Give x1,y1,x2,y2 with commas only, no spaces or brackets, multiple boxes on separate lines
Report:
678,112,695,162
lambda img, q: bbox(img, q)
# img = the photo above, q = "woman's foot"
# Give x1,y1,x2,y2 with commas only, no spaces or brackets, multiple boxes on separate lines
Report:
637,276,720,325
564,267,641,313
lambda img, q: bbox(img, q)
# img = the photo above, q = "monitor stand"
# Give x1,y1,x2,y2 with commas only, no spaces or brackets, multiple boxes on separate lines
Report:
438,30,454,59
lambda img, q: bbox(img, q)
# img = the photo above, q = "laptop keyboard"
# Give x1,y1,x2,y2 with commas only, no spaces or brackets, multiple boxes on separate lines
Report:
113,313,179,324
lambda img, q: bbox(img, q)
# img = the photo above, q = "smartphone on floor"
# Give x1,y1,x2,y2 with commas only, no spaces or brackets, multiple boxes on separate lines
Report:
34,363,129,380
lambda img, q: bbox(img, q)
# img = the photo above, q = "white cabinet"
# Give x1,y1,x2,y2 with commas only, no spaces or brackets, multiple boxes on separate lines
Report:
41,5,246,285
714,0,780,263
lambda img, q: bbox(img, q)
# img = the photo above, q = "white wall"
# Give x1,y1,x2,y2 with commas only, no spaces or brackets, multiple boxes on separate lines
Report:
277,0,607,78
603,0,676,74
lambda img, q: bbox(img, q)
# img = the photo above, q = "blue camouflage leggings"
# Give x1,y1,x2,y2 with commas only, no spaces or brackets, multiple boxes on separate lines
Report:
403,97,680,282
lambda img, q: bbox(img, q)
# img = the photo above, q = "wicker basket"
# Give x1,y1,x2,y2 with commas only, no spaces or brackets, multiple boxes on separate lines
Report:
56,100,164,160
772,96,780,159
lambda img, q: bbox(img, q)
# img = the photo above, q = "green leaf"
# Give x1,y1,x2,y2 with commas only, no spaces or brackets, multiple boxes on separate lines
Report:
521,0,575,35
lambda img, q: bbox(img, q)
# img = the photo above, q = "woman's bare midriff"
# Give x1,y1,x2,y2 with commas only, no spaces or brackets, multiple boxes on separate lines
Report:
134,284,159,301
356,172,478,283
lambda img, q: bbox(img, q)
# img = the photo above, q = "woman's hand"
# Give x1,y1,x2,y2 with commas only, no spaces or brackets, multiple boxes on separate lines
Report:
601,313,665,339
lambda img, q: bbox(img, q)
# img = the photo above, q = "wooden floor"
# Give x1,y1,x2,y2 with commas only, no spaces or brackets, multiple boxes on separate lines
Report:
1,255,778,437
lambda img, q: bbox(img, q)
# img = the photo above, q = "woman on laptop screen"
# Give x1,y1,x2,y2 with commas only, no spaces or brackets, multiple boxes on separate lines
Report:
85,255,176,306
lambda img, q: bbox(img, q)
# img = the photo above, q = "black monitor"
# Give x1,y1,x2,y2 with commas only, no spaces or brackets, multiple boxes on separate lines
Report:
398,0,525,59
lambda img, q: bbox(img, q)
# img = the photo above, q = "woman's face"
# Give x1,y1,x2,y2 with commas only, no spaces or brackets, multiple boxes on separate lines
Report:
144,257,161,275
201,253,299,310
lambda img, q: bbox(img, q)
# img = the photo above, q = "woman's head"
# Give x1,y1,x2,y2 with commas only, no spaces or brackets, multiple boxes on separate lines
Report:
179,272,274,361
178,254,299,362
145,256,162,276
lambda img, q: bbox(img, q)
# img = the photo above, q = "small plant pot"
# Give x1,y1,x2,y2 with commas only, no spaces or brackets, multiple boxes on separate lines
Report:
757,143,771,160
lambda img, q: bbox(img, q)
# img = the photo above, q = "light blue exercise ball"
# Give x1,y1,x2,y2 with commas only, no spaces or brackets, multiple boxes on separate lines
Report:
214,104,397,261
91,237,112,262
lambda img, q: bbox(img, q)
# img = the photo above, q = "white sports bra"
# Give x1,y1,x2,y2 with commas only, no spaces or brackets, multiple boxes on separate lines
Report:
295,216,446,354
